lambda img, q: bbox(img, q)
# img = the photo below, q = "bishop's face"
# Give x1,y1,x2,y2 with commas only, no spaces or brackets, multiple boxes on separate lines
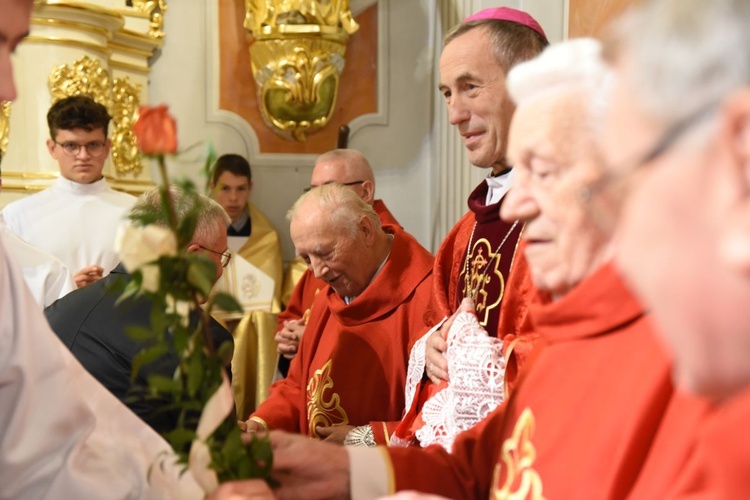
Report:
439,27,516,174
501,89,612,299
0,0,33,102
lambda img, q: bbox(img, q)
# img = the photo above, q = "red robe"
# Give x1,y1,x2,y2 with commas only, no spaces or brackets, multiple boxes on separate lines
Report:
251,228,433,437
386,263,696,499
641,389,750,499
381,181,539,446
276,199,401,329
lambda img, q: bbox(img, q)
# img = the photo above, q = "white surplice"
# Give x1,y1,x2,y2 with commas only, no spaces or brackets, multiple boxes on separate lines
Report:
0,177,135,277
0,237,201,499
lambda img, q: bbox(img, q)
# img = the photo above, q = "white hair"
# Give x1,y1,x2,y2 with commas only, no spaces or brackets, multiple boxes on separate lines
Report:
614,0,750,125
506,38,611,106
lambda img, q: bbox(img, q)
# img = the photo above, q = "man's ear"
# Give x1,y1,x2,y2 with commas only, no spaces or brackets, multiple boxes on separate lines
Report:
723,88,750,172
360,180,374,204
186,243,201,255
359,215,375,245
46,138,57,157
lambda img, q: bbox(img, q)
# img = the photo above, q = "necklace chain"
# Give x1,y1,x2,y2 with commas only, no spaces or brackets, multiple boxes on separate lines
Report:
462,220,520,303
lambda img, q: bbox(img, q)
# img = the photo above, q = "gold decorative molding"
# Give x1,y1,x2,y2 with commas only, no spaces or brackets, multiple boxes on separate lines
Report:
131,0,168,40
48,55,112,109
244,0,359,142
111,77,143,177
0,102,10,163
24,35,110,55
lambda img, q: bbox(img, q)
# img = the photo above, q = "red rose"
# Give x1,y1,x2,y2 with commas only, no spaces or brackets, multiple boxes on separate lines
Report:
133,105,178,155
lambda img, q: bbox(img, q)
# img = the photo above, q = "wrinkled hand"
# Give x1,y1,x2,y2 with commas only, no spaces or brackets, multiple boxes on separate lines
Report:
425,298,475,385
264,430,350,500
275,319,306,359
316,425,355,445
74,265,104,288
206,480,275,499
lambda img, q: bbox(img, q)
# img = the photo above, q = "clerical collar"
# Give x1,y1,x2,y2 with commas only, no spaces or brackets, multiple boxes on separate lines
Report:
53,176,110,195
485,168,515,205
344,235,393,304
229,209,249,234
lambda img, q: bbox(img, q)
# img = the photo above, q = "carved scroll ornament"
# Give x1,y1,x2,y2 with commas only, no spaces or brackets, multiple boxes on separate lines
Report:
244,0,359,142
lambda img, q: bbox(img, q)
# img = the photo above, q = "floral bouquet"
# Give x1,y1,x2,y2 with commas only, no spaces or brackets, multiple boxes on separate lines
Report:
113,105,274,492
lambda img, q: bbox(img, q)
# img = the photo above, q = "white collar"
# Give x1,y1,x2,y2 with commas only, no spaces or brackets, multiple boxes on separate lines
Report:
53,176,109,195
485,168,515,205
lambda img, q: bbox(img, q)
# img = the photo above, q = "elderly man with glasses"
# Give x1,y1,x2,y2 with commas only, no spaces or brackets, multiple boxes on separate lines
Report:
44,187,234,434
0,95,136,288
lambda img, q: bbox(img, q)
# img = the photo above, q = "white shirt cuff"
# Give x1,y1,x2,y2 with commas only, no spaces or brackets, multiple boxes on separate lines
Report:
347,445,392,500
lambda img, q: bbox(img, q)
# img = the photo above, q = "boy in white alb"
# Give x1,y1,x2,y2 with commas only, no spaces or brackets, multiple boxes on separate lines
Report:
1,95,135,288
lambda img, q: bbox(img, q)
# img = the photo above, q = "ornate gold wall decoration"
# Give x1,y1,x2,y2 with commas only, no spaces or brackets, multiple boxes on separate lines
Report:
48,55,112,110
131,0,168,40
0,102,10,164
111,77,144,176
244,0,359,142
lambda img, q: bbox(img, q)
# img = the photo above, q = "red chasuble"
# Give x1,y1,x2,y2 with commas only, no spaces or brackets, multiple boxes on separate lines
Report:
386,262,694,499
276,199,401,329
381,181,539,446
251,227,433,437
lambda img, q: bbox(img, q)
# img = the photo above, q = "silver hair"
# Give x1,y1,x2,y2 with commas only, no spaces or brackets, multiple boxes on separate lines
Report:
287,183,380,239
130,186,230,243
612,0,750,126
507,38,612,108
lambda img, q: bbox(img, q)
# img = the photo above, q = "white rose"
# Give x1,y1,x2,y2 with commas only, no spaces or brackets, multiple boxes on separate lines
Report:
140,263,161,293
115,223,177,273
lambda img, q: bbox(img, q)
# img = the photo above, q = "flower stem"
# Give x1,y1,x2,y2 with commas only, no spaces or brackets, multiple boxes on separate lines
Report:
157,155,179,234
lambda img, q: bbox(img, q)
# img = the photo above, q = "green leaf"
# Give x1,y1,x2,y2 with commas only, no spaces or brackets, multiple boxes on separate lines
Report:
131,344,168,380
163,427,196,450
187,258,215,297
216,340,234,368
177,209,199,248
147,374,179,393
186,351,204,398
125,325,156,342
211,292,243,314
115,279,141,306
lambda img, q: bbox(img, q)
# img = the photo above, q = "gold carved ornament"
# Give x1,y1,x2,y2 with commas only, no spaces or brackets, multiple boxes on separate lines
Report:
306,359,349,437
49,56,144,177
111,78,144,176
0,101,10,163
130,0,168,40
492,408,546,500
244,1,359,142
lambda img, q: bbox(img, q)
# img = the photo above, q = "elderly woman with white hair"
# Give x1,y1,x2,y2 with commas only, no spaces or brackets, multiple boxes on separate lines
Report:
215,37,710,500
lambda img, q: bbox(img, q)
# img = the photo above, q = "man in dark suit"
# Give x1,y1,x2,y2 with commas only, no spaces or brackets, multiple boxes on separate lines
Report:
46,187,234,433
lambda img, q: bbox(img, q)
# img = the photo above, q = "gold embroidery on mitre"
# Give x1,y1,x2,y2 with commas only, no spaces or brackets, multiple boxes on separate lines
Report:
462,237,505,326
306,359,348,437
492,408,545,500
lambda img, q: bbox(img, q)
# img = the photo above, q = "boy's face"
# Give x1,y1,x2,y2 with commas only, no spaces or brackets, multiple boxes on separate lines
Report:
47,127,110,184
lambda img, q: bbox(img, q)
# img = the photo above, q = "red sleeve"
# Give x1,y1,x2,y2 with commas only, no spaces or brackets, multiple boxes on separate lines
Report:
387,403,506,499
370,420,401,445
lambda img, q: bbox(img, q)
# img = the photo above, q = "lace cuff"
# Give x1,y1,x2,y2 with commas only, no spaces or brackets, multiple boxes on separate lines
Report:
344,425,376,447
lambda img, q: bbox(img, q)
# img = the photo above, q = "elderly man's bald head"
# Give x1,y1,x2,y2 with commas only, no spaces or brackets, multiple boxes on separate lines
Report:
310,149,375,204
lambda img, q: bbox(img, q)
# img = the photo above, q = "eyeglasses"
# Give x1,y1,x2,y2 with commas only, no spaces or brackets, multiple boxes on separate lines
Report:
303,180,365,193
54,141,107,158
580,100,719,203
198,245,232,268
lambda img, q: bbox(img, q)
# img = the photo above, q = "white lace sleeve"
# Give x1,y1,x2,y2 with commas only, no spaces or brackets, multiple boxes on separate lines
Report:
402,318,447,412
414,312,505,452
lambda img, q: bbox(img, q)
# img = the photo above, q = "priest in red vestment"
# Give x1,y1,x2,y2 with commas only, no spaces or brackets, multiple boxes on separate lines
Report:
358,7,549,450
242,184,433,439
240,38,708,500
598,0,750,497
274,149,402,379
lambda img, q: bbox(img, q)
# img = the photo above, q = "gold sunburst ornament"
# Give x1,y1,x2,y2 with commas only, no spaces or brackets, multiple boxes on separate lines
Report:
0,101,10,162
244,0,359,142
